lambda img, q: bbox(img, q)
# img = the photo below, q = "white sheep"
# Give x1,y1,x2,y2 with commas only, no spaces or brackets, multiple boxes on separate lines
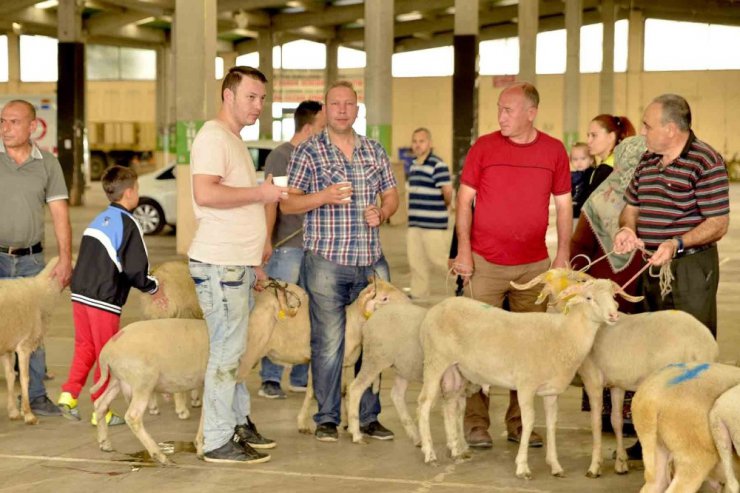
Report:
632,362,740,492
417,279,635,479
347,303,427,445
513,268,719,477
709,383,740,493
0,257,64,425
91,283,299,464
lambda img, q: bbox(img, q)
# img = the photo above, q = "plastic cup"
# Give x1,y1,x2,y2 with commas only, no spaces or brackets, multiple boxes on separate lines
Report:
338,181,352,202
273,176,288,187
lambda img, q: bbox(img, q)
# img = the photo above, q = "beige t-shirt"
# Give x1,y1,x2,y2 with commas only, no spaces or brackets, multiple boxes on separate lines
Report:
188,120,266,266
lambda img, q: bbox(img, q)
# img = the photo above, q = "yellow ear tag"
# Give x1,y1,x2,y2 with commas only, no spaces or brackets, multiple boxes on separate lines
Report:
363,311,373,320
278,310,286,320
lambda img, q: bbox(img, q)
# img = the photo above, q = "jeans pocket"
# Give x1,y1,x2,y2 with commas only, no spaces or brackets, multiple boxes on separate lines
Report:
221,266,248,288
191,272,214,316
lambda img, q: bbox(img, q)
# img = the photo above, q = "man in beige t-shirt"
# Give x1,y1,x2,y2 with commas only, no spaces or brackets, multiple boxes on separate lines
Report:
188,66,286,465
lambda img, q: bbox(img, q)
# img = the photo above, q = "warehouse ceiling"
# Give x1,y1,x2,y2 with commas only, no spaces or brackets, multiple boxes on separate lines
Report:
1,0,739,54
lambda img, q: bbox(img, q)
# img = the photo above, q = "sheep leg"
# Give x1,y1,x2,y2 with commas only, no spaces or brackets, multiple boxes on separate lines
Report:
1,352,20,420
297,368,314,434
94,378,120,453
347,364,383,444
147,394,160,415
543,394,564,477
126,388,171,466
190,388,202,408
390,376,420,446
611,387,629,474
709,402,740,493
637,412,671,493
455,392,469,457
665,455,717,493
195,408,205,458
581,366,605,478
16,349,37,425
514,388,537,480
444,386,471,462
340,364,352,430
418,363,447,465
174,392,190,420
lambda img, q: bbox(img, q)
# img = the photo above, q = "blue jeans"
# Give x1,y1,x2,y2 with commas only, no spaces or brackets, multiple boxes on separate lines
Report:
189,261,255,453
0,252,48,400
302,250,390,426
260,247,309,387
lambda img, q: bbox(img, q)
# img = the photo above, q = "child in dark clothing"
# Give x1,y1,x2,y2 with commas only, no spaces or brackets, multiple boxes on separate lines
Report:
57,166,167,424
570,142,594,219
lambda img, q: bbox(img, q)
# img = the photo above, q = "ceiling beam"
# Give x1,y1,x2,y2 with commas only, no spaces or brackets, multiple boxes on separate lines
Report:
96,0,173,17
0,0,44,17
218,0,286,12
86,11,153,34
7,7,58,30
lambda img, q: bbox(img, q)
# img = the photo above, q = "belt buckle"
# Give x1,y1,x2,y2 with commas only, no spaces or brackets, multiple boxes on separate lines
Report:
7,246,19,256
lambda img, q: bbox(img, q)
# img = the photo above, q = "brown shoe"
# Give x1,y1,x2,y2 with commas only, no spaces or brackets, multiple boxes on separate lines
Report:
507,427,543,448
466,427,493,449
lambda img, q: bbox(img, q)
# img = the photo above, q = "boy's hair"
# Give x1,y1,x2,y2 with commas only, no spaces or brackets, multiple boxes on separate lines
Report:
102,165,138,202
221,66,268,101
294,100,323,130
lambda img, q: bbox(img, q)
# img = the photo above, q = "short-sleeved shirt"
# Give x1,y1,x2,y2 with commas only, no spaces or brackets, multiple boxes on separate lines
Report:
461,130,571,266
0,142,68,247
624,132,730,250
407,152,451,230
288,129,397,266
264,142,303,249
188,120,266,266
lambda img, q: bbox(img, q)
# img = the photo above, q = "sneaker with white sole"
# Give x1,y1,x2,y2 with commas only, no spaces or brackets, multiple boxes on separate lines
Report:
204,436,270,464
57,392,81,421
258,381,286,399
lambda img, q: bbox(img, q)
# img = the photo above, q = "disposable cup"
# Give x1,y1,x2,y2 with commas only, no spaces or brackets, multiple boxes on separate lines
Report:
273,176,288,187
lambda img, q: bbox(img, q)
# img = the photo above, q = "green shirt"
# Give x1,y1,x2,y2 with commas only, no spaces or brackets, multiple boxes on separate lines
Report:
0,142,68,248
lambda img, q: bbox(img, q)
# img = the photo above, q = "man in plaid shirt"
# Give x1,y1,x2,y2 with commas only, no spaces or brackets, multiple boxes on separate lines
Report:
282,81,399,442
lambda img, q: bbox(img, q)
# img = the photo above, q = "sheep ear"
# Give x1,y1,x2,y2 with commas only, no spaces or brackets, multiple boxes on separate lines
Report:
610,281,644,303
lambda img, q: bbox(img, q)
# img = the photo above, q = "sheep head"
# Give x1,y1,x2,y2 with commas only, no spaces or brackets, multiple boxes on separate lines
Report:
357,276,409,319
557,279,620,325
510,268,594,306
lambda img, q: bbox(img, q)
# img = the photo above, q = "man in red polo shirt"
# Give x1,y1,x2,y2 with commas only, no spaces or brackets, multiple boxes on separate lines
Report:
454,82,572,449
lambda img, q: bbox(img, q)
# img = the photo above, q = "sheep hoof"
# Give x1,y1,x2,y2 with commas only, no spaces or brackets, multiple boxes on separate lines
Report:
177,410,190,420
552,470,566,478
585,469,601,479
516,466,533,480
453,452,472,464
154,454,172,466
298,427,312,435
191,399,202,408
99,440,114,452
9,411,21,421
615,460,629,475
24,414,38,425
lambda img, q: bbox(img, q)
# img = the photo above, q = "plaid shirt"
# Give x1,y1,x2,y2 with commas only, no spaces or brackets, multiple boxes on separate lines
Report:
288,129,397,266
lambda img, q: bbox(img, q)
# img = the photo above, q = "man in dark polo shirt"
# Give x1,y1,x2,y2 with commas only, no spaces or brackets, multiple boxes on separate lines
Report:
614,93,730,337
0,99,73,415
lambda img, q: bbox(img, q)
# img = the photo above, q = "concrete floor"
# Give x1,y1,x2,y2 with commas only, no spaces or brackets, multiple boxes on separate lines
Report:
1,182,738,493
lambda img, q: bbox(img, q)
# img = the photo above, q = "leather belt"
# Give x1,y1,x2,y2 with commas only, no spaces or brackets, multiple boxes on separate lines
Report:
675,243,715,259
0,242,43,256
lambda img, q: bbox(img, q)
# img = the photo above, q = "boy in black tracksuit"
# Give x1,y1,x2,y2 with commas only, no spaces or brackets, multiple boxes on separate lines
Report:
58,165,166,424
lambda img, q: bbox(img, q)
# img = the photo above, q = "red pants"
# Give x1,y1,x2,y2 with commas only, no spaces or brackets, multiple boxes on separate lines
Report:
62,302,120,401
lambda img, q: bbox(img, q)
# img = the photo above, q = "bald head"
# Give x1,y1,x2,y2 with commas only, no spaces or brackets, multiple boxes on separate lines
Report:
1,99,38,150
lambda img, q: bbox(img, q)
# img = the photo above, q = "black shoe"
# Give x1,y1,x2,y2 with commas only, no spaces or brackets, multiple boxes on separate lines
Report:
203,437,270,464
235,417,276,449
315,422,338,442
360,420,395,441
18,395,62,416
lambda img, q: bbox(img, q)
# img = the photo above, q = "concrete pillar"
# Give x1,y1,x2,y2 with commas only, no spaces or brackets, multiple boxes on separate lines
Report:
57,0,85,206
155,43,176,169
221,51,238,74
452,0,479,179
518,0,538,84
563,0,582,149
626,8,645,128
6,32,20,93
174,0,217,255
364,0,393,153
258,30,274,140
600,0,615,114
325,39,339,91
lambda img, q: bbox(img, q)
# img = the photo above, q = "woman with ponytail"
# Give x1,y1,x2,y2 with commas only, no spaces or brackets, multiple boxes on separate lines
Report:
583,114,636,200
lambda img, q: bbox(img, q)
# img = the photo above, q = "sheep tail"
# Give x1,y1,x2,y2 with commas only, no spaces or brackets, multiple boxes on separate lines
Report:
371,377,380,394
89,349,110,395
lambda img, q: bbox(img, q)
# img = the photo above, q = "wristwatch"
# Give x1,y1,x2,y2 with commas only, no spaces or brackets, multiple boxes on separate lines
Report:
673,236,685,256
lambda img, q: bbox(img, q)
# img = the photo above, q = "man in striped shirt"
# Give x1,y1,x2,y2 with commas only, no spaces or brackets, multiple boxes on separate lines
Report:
283,81,399,443
615,94,730,337
406,128,453,300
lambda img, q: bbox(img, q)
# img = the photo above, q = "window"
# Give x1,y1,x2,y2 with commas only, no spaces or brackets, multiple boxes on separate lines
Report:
0,35,8,82
392,46,454,77
87,45,156,80
281,40,325,69
20,35,57,82
215,56,224,79
645,19,740,71
479,37,519,75
236,52,259,68
338,46,365,68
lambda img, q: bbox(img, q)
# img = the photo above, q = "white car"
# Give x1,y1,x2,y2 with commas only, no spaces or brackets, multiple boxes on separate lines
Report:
134,140,283,235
